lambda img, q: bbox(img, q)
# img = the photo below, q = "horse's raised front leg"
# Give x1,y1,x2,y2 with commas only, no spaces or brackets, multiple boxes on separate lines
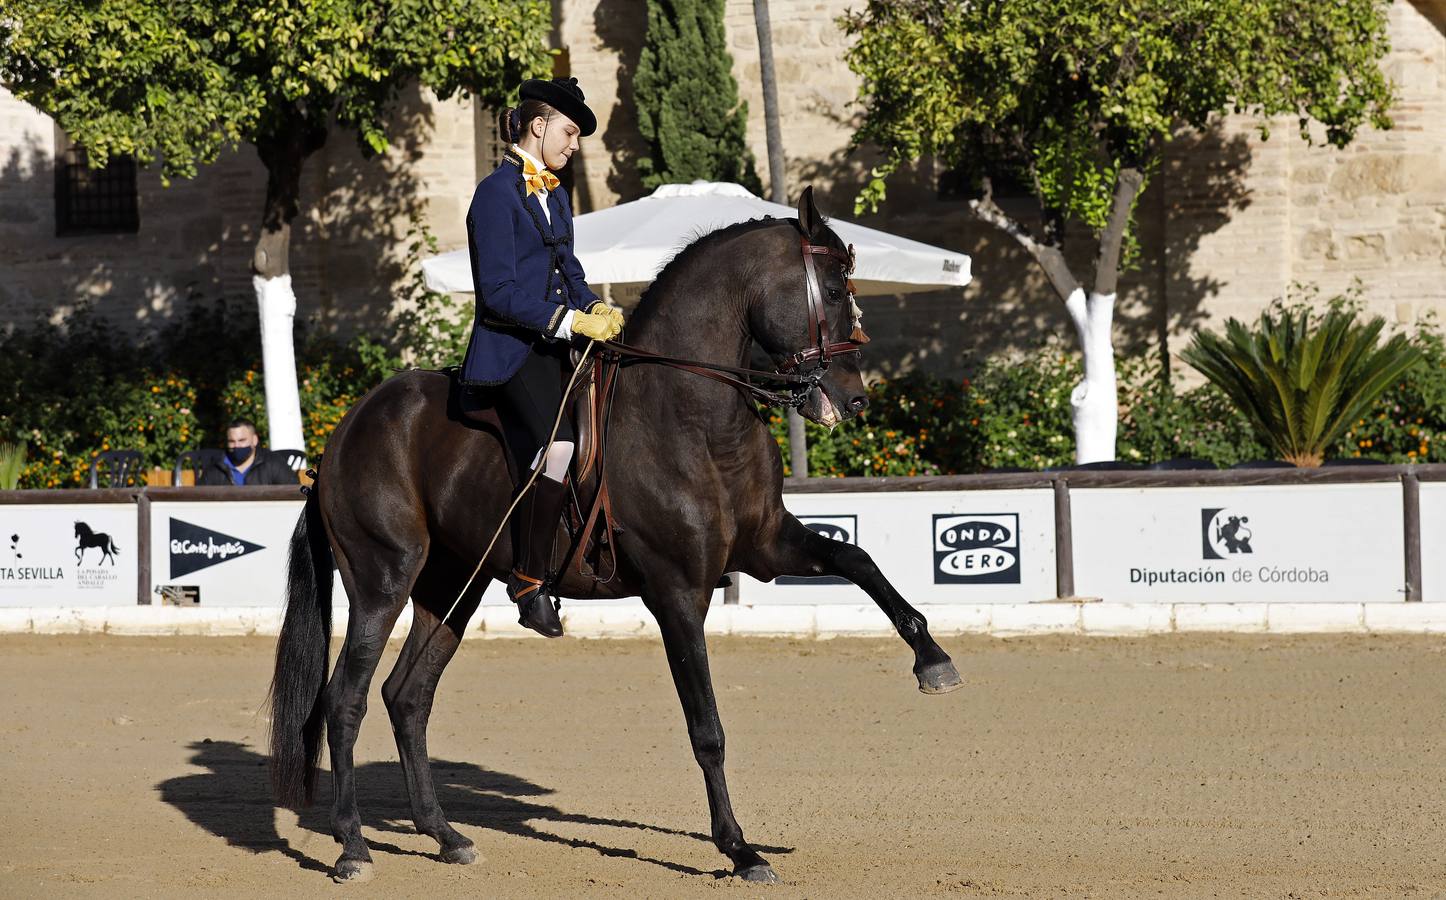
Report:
763,514,962,694
647,592,779,883
380,581,483,866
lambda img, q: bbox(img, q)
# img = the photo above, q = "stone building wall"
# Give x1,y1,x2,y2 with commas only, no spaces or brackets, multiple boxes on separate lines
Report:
2,0,1442,382
0,84,476,338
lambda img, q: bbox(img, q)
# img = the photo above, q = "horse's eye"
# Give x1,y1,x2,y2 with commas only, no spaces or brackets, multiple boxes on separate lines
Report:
827,287,843,302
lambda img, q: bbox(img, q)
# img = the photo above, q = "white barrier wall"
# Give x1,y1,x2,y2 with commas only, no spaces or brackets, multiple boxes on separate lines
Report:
0,504,137,606
1418,482,1446,602
0,474,1432,615
148,500,304,607
738,489,1058,605
1072,483,1406,603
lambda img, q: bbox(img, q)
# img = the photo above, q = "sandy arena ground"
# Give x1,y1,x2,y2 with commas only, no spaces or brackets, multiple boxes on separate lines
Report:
0,632,1444,898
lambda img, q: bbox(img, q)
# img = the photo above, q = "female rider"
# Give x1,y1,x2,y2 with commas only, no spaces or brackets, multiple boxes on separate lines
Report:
460,77,623,637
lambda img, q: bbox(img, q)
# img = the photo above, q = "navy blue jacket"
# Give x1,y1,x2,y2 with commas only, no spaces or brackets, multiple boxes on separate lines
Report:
460,149,601,385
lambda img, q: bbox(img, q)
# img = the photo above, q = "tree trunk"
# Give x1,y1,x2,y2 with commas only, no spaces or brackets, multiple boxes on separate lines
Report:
971,166,1143,464
1064,288,1117,463
251,122,322,455
1068,166,1144,464
753,0,808,478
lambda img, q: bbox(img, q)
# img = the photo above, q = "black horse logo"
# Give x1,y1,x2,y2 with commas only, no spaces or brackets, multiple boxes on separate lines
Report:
1216,515,1253,554
74,521,119,566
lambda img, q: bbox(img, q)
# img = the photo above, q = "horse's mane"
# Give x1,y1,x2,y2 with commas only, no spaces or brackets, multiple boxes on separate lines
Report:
635,214,825,310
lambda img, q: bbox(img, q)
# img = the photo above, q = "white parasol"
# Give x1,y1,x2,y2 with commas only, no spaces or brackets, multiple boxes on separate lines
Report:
421,181,971,297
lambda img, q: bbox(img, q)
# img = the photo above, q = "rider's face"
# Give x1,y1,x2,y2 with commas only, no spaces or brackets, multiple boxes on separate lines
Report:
532,113,581,171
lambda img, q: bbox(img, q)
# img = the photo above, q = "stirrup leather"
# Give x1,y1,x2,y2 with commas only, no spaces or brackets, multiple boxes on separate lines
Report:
510,569,544,600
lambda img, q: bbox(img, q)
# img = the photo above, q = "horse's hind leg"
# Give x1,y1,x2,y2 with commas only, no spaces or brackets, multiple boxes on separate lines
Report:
381,562,486,865
325,542,422,883
761,515,962,694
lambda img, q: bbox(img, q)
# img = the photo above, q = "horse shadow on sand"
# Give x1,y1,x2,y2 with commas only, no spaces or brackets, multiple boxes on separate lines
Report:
156,740,791,878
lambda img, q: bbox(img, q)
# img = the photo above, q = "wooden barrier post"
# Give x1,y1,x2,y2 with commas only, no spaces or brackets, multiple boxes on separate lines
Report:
136,491,151,605
1403,472,1422,602
1052,477,1074,599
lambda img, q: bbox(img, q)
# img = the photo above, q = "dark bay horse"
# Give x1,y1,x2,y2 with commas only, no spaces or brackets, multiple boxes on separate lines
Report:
269,188,962,884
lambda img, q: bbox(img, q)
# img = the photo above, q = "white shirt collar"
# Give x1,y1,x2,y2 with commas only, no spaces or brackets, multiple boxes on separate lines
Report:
510,143,553,223
511,144,548,180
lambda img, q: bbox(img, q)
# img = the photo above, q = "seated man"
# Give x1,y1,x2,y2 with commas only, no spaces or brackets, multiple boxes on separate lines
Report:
197,418,299,486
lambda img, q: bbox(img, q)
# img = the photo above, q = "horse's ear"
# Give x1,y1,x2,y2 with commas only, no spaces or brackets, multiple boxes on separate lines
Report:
796,185,821,239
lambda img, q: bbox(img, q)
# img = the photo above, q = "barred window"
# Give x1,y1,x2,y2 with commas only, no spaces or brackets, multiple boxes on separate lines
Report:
54,133,139,236
474,99,506,178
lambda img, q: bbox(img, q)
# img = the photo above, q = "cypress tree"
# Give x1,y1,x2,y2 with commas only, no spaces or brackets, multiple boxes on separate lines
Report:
633,0,762,193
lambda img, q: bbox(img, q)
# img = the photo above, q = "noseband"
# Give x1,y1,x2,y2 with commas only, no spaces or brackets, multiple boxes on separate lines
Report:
598,229,870,410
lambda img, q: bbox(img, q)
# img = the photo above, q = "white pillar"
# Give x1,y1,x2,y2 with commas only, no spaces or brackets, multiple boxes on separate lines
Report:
253,274,306,453
1064,289,1118,464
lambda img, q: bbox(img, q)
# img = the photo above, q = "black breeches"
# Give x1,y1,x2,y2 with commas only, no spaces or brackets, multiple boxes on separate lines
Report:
496,340,575,476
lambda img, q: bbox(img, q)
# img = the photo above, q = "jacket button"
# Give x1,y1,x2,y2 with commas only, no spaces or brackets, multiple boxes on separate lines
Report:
555,288,562,295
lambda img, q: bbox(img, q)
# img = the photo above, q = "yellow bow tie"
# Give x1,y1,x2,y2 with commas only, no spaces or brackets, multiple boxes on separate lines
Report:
521,156,560,197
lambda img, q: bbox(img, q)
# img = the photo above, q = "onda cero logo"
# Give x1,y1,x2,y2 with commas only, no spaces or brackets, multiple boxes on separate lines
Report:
777,515,856,585
933,514,1020,584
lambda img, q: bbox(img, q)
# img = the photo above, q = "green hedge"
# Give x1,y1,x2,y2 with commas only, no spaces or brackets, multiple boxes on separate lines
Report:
768,347,1270,477
0,300,398,488
5,302,1445,489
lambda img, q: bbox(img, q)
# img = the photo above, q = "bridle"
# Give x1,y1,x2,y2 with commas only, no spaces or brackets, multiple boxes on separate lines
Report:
600,227,870,410
778,235,868,376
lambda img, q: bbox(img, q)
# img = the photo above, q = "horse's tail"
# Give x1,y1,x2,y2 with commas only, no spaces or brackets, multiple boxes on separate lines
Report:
268,485,333,808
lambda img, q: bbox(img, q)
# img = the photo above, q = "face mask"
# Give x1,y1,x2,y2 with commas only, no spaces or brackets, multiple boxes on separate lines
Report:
226,446,253,465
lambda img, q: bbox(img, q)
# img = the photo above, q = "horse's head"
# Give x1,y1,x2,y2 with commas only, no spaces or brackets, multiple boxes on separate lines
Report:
748,187,870,429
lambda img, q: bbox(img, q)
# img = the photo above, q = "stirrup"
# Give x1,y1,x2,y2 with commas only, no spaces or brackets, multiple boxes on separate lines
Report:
509,569,563,638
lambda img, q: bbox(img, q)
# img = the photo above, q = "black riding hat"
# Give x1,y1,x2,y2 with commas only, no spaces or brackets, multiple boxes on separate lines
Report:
520,77,597,137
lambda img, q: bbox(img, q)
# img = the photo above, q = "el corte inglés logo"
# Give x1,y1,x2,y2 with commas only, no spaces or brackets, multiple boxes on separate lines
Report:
169,518,265,578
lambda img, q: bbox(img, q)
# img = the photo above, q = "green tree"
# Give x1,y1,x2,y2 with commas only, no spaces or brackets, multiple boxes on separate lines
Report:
841,0,1394,463
0,0,552,449
634,0,761,193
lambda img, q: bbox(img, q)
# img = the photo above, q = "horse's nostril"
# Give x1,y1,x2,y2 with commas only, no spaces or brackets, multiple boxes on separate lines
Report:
848,395,869,413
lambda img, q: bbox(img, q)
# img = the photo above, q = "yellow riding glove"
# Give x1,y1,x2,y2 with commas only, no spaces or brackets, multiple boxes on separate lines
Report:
572,309,623,342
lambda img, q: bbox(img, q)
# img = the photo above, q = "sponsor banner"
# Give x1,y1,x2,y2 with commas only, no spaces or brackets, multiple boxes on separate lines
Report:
149,500,303,607
0,504,137,606
1418,483,1446,602
1072,484,1405,603
739,490,1056,605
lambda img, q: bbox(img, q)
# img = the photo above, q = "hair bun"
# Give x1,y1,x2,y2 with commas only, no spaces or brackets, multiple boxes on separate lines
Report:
498,106,522,143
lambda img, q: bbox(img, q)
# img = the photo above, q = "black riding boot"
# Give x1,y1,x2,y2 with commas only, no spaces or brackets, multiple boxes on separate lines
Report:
508,475,568,637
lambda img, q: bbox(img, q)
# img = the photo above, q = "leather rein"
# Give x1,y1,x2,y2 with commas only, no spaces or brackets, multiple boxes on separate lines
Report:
598,233,868,409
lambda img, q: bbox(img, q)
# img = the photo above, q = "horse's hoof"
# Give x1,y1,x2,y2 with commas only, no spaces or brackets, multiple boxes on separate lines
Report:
440,843,479,865
331,858,374,884
916,660,963,695
737,863,780,883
